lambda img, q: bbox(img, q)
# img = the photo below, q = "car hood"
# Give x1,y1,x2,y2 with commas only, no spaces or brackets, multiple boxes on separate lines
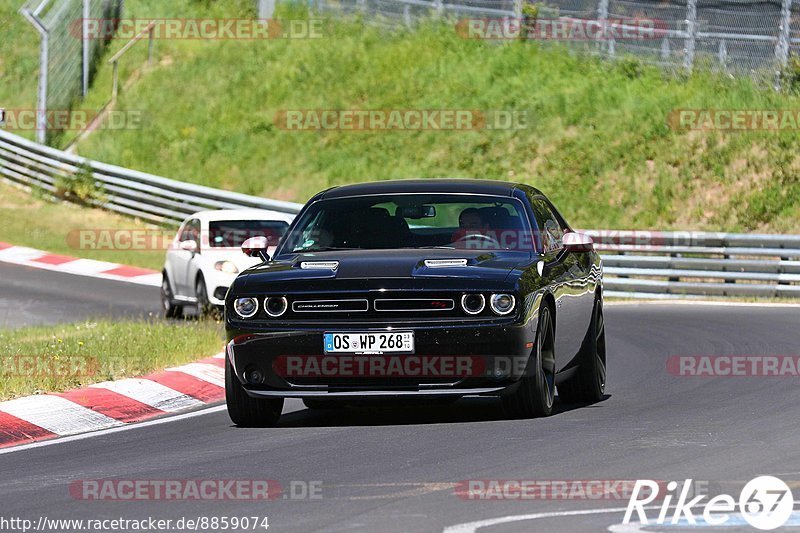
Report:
237,249,532,287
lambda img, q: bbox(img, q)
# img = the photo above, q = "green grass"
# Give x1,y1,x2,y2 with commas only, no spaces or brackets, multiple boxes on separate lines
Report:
0,180,168,270
0,2,40,141
68,7,800,233
0,319,224,400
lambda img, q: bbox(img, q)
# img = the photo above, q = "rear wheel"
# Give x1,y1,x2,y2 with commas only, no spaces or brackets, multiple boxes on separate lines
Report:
161,274,183,319
225,357,283,427
502,302,556,418
557,298,606,403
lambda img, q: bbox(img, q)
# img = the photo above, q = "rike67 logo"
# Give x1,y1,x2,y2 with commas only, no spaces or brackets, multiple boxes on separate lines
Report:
623,476,794,530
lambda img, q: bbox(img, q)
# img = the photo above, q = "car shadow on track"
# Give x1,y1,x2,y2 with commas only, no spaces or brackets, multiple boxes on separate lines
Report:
272,395,611,428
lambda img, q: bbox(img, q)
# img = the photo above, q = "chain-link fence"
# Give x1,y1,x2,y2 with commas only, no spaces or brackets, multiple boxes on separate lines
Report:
19,0,123,144
315,0,798,86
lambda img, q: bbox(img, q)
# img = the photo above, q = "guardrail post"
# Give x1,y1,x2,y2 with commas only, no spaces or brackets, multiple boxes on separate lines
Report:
683,0,697,71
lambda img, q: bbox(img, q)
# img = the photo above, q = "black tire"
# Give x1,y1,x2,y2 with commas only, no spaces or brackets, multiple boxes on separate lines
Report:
195,277,214,319
225,357,283,427
302,399,345,410
557,297,606,404
161,274,183,319
502,302,556,418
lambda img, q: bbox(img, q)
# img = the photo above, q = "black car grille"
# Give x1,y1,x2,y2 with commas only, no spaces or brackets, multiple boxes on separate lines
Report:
256,292,478,320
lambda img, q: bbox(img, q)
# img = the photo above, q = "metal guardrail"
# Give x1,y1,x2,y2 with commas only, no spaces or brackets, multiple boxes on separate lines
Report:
585,230,800,299
0,129,302,226
1,128,799,299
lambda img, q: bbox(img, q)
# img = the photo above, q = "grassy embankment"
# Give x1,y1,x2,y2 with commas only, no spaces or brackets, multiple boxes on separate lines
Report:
0,319,223,400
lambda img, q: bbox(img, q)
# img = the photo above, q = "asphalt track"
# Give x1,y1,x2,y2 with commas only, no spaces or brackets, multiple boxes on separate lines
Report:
2,268,800,532
0,262,160,328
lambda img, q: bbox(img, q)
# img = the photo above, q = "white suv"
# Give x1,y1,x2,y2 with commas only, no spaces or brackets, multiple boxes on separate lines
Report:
161,209,295,318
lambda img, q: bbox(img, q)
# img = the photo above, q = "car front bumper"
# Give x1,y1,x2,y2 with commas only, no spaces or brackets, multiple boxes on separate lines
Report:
226,320,537,399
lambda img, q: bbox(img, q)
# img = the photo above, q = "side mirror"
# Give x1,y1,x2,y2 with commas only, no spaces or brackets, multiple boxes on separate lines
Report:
563,232,594,253
242,236,271,262
179,240,198,253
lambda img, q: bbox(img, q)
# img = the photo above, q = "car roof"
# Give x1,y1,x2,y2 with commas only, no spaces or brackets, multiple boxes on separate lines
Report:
316,179,542,199
187,209,296,223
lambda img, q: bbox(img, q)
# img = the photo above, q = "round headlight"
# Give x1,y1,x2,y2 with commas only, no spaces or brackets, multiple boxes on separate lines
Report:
490,294,516,315
461,293,486,315
234,297,259,318
264,296,288,318
215,260,239,274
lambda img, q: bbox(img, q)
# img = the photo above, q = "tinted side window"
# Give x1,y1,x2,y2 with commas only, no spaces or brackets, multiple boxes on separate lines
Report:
531,199,564,253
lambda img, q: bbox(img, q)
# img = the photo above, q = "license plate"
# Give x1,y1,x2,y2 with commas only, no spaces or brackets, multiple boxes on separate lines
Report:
324,332,414,354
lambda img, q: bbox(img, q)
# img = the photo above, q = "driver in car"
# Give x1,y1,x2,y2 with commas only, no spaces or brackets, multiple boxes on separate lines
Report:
452,208,492,248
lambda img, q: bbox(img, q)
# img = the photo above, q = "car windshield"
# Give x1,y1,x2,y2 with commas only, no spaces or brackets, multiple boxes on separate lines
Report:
280,194,534,253
208,220,289,248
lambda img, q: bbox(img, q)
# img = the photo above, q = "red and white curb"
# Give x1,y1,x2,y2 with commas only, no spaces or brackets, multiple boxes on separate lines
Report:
0,353,226,449
0,241,160,286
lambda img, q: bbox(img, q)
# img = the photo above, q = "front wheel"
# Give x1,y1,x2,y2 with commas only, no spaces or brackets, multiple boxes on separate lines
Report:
195,277,216,319
502,302,556,418
161,274,183,319
557,298,606,404
225,358,283,427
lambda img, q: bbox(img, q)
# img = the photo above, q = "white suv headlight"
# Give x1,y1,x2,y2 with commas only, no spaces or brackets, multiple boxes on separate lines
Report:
215,261,239,274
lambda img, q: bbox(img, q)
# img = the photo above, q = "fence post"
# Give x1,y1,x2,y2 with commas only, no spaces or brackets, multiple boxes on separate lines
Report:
19,8,49,145
597,0,610,56
148,26,154,64
775,0,792,84
257,0,276,18
513,0,522,19
434,0,443,17
82,0,90,97
684,0,697,71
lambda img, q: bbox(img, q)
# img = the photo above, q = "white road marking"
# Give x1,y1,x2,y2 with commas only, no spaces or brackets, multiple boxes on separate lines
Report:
443,506,663,533
0,395,123,435
0,246,46,262
55,258,121,276
0,247,160,286
0,405,227,455
166,363,225,388
605,299,800,308
90,379,204,412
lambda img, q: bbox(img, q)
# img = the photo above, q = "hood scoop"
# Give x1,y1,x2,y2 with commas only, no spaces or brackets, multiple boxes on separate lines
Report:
299,261,339,271
423,259,469,268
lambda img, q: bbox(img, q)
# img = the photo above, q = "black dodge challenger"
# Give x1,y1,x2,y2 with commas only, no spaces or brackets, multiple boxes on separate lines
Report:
224,180,605,426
